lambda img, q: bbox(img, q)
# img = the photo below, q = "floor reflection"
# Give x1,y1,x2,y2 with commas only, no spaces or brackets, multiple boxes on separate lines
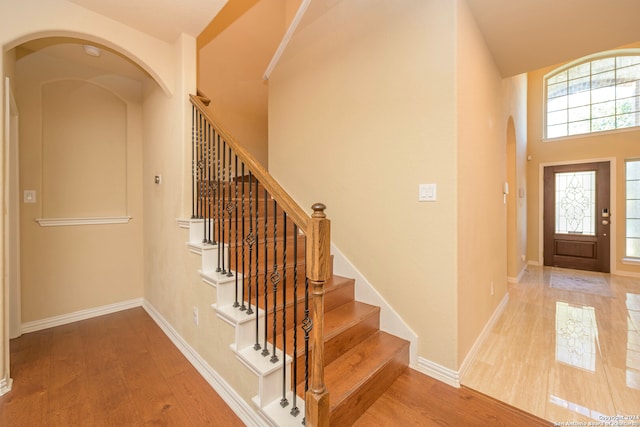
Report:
555,301,598,372
627,293,640,390
549,395,606,421
462,266,640,423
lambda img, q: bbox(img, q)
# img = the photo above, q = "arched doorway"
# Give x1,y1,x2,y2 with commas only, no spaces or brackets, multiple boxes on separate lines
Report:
2,32,172,395
506,117,518,279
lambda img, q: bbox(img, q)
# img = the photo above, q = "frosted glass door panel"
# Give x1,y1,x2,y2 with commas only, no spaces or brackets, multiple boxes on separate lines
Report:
555,171,596,235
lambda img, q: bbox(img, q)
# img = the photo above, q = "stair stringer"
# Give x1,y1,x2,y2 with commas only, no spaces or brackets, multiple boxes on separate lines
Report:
330,242,419,367
186,218,305,427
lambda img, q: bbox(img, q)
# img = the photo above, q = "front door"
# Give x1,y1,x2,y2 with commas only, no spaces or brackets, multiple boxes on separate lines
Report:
543,162,611,272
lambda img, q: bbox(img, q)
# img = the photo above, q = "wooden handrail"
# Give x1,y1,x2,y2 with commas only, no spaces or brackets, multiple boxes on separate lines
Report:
190,94,309,231
195,89,211,106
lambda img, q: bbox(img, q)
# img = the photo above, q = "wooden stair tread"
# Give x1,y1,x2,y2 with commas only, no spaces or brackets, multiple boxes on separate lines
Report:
244,274,355,312
324,331,409,425
276,301,380,355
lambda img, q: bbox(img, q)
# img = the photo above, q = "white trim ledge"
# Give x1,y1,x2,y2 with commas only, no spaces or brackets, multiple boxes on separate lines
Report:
621,257,640,265
21,298,143,333
142,300,263,427
263,0,311,80
36,216,132,227
0,375,13,396
176,218,191,229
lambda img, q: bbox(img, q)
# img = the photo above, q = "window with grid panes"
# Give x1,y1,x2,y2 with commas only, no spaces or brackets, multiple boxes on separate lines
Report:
546,52,640,139
626,160,640,258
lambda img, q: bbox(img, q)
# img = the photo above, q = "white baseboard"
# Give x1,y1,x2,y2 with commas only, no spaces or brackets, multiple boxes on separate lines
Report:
507,264,527,284
415,357,461,388
21,298,144,334
611,269,640,279
528,260,540,267
416,292,509,389
330,243,419,366
0,374,13,396
458,293,509,381
142,300,264,427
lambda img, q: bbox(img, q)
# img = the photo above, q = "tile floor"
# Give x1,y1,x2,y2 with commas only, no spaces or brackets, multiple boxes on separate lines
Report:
463,265,640,425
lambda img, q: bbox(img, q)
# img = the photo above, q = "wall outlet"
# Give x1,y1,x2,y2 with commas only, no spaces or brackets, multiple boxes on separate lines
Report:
521,254,526,262
490,282,494,296
193,307,199,326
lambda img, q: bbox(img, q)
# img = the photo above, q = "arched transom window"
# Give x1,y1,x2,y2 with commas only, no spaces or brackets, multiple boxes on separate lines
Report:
545,51,640,139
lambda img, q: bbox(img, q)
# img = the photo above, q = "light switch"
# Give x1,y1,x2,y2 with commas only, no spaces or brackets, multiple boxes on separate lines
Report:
24,190,36,203
418,183,436,202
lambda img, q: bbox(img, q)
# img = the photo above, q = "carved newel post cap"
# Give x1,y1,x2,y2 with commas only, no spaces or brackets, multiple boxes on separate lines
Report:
311,203,326,218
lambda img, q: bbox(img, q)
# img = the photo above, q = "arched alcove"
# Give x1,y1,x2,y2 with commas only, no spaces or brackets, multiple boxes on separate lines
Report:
5,31,170,96
41,79,128,218
1,2,198,395
6,34,149,348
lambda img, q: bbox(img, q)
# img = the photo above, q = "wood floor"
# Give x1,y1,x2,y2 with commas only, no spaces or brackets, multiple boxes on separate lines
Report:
0,307,243,427
0,307,552,426
356,369,551,426
463,266,640,425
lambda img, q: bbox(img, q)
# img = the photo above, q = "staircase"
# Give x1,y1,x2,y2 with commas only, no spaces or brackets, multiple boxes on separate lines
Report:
188,94,409,426
186,197,408,426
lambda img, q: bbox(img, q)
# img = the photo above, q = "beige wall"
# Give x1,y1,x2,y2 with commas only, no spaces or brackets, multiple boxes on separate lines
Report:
526,45,640,276
268,0,460,369
268,0,528,370
197,0,290,167
142,35,259,403
15,49,144,322
455,0,528,365
456,0,512,365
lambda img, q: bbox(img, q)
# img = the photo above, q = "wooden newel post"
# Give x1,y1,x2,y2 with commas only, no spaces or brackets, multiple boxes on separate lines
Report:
305,203,331,427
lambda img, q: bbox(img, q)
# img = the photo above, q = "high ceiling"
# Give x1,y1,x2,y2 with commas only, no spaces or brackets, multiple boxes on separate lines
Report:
67,0,227,43
465,0,640,77
20,1,640,80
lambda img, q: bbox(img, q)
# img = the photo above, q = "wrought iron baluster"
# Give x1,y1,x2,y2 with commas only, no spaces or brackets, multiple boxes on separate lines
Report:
208,126,218,245
202,122,209,244
226,145,233,277
280,212,289,408
290,223,300,417
240,164,246,311
233,158,240,309
261,188,270,357
270,199,280,364
191,105,196,219
303,276,311,394
253,176,260,350
246,172,255,316
216,134,222,272
220,141,227,275
198,112,205,223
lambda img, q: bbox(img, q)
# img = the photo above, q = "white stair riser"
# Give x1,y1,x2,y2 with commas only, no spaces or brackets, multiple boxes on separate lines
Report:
189,218,301,426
